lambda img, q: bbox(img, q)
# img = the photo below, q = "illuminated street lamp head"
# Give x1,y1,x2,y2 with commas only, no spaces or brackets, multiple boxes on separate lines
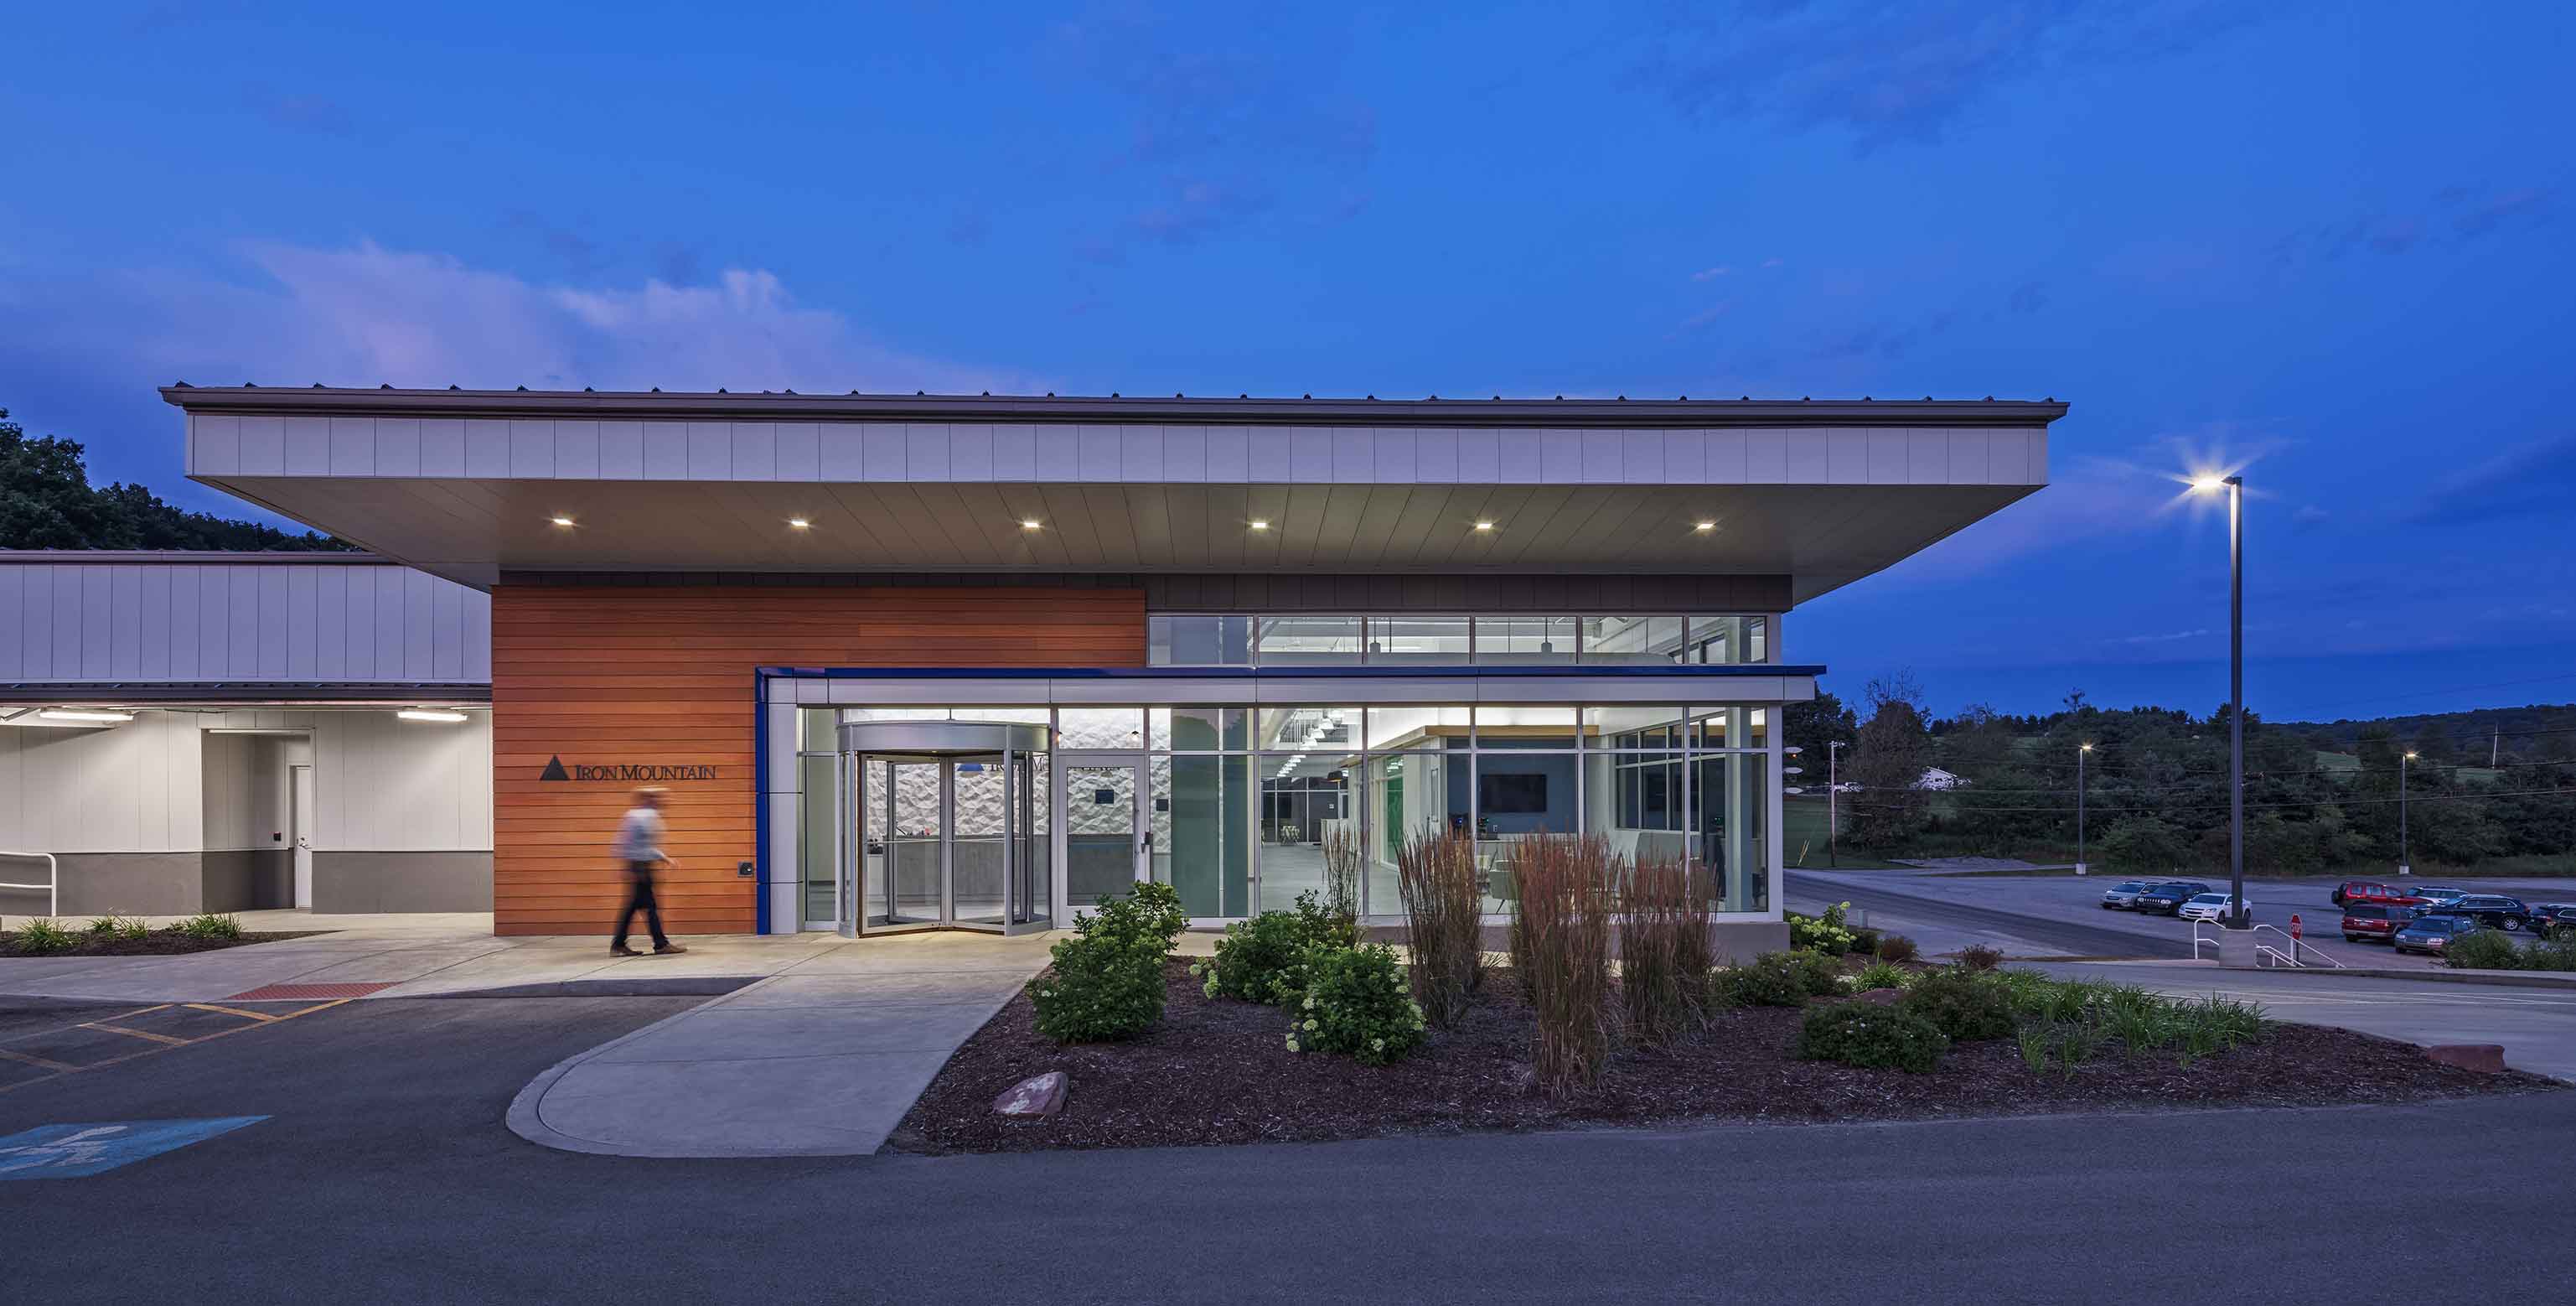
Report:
2080,742,2093,753
2188,474,2242,493
2404,750,2418,760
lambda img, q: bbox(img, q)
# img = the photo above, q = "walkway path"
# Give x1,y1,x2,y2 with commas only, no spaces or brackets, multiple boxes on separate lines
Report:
507,930,1053,1158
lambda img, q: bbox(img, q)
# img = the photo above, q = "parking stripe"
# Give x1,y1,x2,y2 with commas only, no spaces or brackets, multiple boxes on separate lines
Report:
80,1023,190,1047
182,1003,282,1023
0,999,352,1096
0,1049,80,1073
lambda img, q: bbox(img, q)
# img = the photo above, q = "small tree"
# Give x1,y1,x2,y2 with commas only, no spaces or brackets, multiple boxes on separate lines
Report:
1849,672,1932,847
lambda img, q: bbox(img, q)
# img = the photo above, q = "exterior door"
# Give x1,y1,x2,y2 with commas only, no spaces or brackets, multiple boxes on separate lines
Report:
290,764,315,910
1060,759,1146,911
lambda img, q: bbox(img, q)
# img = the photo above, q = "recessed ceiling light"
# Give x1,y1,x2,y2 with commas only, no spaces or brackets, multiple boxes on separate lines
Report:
396,708,468,723
1694,521,1717,532
550,516,575,527
788,518,811,530
1021,519,1043,530
1249,520,1270,531
1472,521,1495,531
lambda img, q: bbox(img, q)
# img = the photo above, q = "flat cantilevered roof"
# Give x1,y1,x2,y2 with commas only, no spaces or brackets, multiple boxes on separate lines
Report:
167,386,2067,600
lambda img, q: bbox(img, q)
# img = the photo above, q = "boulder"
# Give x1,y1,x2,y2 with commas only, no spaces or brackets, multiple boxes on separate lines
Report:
2424,1044,2506,1074
993,1070,1068,1117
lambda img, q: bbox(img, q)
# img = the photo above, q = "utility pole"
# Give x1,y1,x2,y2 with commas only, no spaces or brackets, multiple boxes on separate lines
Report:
1828,740,1844,868
2075,742,2092,875
2399,750,2416,877
2491,728,2500,769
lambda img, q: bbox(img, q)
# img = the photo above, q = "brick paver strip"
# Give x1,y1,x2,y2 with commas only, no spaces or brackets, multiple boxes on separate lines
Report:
225,982,396,1001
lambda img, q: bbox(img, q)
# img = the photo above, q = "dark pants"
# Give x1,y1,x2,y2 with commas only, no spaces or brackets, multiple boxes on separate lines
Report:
613,860,669,949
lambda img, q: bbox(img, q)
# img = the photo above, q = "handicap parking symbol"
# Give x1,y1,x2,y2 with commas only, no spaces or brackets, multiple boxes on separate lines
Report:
0,1117,267,1179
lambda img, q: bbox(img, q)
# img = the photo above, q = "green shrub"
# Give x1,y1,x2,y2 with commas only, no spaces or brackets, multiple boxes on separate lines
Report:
86,915,149,941
2170,992,2266,1061
2443,929,2520,972
1787,901,1858,955
2017,1024,2051,1073
11,918,76,954
1717,951,1844,1007
2519,934,2576,973
1956,942,2004,972
1851,959,1910,992
1874,933,1919,964
1896,972,2018,1042
177,913,243,941
1285,943,1427,1065
1797,1002,1948,1073
1197,893,1347,1004
85,915,121,935
1030,883,1187,1043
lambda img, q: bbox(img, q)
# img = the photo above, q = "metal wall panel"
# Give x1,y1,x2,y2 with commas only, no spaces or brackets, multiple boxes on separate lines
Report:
0,558,489,686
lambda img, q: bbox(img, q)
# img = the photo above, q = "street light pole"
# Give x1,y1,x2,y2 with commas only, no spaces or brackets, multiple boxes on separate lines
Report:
1828,740,1844,868
2400,749,2416,877
2226,474,2245,930
2076,742,2092,875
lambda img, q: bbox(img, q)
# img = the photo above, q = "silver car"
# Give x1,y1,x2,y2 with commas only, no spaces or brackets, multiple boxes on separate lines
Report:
2100,880,2150,910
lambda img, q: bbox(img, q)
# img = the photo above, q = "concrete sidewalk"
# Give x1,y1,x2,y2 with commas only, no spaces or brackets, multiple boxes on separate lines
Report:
507,930,1056,1158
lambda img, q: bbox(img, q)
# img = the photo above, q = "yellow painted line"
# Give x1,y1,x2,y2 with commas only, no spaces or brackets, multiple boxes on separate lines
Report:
0,1048,80,1072
81,1022,190,1046
183,1003,282,1022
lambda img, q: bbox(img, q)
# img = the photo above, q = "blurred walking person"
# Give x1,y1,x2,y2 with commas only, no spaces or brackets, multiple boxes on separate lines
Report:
612,786,688,957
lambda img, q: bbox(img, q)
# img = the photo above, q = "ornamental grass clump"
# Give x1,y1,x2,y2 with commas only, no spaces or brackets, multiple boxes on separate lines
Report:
1032,882,1187,1044
1874,933,1919,964
1618,854,1710,1045
1320,826,1363,930
177,913,244,941
1283,942,1426,1065
1394,828,1485,1029
1513,832,1616,1096
9,917,75,955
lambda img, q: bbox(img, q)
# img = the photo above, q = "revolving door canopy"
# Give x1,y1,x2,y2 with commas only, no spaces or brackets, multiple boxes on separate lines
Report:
837,720,1051,936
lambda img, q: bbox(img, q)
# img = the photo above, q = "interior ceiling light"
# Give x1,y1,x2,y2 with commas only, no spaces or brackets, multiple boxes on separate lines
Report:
788,518,811,530
1473,521,1495,531
39,708,133,723
1694,521,1718,532
550,516,576,527
1249,520,1270,530
1021,518,1043,530
397,708,469,723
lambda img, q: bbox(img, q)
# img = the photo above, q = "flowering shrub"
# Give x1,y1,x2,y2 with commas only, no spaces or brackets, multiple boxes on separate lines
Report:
1787,901,1859,955
1284,943,1426,1065
1031,882,1189,1043
1196,892,1349,1003
1797,1002,1948,1073
1715,950,1844,1007
1896,971,2018,1042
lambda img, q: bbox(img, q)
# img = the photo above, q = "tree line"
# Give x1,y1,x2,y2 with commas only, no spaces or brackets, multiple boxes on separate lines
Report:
2,407,348,551
1785,676,2576,873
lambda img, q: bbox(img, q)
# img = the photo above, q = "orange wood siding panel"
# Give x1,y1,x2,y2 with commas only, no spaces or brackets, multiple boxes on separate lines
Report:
489,585,1145,935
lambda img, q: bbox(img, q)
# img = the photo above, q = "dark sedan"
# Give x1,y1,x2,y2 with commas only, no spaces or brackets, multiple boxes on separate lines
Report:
2394,914,2485,956
2133,881,2215,915
2527,905,2576,940
2441,894,2531,931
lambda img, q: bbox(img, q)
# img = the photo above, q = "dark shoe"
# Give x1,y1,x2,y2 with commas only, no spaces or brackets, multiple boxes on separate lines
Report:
611,944,644,956
654,943,689,956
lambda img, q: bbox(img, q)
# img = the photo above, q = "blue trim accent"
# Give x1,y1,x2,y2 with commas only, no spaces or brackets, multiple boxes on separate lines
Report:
753,668,771,935
756,663,1825,680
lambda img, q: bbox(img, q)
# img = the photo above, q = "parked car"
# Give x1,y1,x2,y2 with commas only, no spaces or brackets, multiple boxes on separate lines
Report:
2529,905,2576,940
2101,880,2151,910
2133,881,2215,915
2408,884,2470,904
2340,902,2416,944
2332,879,2427,907
2176,892,2250,924
2392,914,2484,956
2440,894,2532,931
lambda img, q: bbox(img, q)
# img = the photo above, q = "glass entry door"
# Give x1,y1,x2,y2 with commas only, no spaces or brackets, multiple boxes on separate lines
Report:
1063,760,1146,908
845,724,1056,937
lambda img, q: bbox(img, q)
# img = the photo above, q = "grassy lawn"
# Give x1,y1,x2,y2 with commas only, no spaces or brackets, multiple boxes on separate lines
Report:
1782,796,1913,869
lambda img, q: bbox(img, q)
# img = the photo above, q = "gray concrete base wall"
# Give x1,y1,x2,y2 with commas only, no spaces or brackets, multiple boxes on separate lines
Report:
5,853,209,917
201,850,294,913
1372,918,1792,966
312,852,494,913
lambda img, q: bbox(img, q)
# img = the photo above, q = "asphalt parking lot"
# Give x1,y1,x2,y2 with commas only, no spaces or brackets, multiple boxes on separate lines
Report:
0,989,2568,1303
1787,868,2574,968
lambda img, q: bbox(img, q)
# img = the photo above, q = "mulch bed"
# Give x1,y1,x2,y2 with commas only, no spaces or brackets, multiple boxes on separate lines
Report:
892,959,2565,1154
0,930,327,958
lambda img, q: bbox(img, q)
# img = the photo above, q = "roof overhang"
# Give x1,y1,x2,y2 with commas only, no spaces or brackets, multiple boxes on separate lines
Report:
169,387,2063,603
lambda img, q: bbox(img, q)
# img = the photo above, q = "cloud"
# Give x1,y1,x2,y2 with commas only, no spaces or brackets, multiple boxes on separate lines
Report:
1668,303,1730,337
1131,179,1272,246
1636,1,2265,149
2292,504,2328,527
2401,432,2576,528
2273,186,2553,263
72,241,1034,396
2007,280,2048,314
2107,629,2210,645
2448,186,2550,237
245,88,354,135
1691,266,1731,281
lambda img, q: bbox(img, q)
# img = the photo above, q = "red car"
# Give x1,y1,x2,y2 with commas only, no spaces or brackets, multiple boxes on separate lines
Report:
2333,879,2427,908
2340,902,2419,944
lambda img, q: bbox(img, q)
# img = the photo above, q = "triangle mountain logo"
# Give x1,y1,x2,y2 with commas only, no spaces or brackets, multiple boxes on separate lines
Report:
540,755,571,782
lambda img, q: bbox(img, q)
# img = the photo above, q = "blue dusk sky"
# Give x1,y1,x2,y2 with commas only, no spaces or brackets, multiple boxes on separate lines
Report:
3,2,2569,722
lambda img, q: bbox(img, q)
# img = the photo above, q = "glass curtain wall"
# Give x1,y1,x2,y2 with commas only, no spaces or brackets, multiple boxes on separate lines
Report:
1149,614,1772,666
794,700,1773,924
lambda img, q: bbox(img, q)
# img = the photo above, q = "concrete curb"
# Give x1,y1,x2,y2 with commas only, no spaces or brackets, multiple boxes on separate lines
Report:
2222,964,2576,991
506,984,753,1159
408,976,763,999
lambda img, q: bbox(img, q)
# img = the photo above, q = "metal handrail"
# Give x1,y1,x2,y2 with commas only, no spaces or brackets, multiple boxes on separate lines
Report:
2251,922,2346,969
0,850,60,920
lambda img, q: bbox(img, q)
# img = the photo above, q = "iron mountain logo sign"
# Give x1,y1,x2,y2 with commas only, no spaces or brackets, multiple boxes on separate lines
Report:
538,756,719,782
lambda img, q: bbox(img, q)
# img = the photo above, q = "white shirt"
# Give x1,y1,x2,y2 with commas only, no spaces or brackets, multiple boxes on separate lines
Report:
613,806,665,863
